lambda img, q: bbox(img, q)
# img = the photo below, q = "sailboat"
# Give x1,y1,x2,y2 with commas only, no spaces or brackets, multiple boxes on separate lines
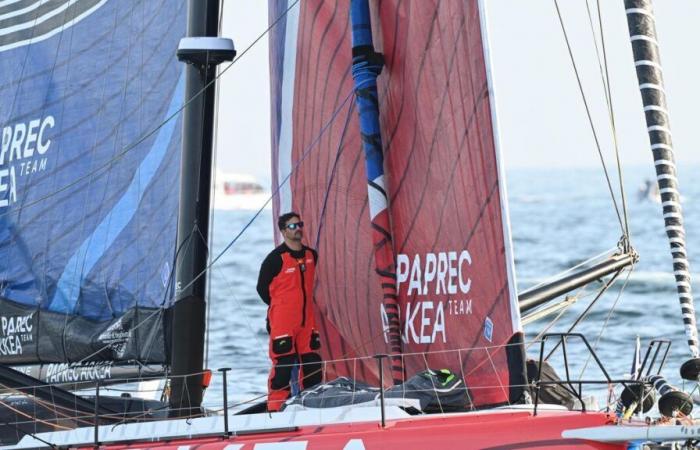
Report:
212,171,270,211
0,0,699,448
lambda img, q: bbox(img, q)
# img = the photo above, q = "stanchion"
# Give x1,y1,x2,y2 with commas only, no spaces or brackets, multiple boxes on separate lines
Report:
374,355,387,428
219,368,231,437
94,380,100,447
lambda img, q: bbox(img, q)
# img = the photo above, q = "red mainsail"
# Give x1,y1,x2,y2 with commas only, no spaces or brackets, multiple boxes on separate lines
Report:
269,0,525,407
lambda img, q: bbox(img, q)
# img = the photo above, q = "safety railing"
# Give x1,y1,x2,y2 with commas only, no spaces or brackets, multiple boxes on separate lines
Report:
0,337,677,447
531,333,669,416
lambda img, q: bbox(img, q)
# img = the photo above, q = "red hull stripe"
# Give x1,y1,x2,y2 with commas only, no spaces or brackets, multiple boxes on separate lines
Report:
106,411,624,449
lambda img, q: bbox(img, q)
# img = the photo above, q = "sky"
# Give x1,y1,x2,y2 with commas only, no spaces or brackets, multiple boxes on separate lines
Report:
215,1,700,185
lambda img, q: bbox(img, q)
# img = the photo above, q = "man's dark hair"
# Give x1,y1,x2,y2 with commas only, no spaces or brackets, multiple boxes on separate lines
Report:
278,211,301,231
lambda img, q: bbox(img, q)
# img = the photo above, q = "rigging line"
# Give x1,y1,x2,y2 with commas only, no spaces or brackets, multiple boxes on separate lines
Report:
525,287,594,351
135,224,198,365
526,299,573,350
553,0,624,234
205,168,216,365
0,413,60,449
589,0,631,245
523,245,619,292
210,256,268,352
0,0,301,221
578,265,634,380
14,396,92,427
314,98,356,248
192,48,213,367
193,224,268,353
523,282,609,351
201,340,531,372
545,267,624,361
206,4,227,365
0,395,72,432
102,226,200,368
34,223,195,378
28,85,352,377
175,90,355,297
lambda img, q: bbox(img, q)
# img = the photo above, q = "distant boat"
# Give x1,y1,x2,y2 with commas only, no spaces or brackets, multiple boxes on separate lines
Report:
212,171,271,210
638,178,661,203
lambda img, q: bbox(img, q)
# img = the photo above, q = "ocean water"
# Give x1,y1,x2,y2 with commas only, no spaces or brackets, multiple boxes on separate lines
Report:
201,164,700,408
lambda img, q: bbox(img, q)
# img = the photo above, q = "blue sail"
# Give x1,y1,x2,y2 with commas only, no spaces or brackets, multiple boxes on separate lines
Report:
0,0,186,364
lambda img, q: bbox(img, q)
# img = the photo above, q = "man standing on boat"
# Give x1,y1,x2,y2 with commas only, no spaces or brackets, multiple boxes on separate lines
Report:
256,212,322,412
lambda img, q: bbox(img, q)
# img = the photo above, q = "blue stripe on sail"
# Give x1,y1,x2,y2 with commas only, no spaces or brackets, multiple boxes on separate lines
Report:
48,72,185,314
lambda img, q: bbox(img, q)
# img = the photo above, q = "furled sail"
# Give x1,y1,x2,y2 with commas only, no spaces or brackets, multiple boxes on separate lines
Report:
269,0,526,406
0,0,186,365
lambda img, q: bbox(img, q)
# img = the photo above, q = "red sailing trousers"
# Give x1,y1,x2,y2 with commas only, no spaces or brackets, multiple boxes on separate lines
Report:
267,305,322,411
266,248,322,411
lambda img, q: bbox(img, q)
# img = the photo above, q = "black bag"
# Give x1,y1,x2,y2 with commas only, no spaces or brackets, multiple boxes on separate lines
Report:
282,369,472,412
526,359,578,409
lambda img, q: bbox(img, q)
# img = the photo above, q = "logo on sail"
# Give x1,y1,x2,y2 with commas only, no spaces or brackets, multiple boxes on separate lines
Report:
381,251,474,345
0,115,55,209
0,0,107,53
97,318,131,358
0,312,34,356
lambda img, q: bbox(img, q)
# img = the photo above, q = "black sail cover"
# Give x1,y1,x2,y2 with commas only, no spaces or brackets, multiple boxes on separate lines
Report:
0,0,186,366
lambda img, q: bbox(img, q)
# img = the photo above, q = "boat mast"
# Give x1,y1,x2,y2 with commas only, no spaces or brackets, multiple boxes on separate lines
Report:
170,0,227,417
349,0,404,384
623,0,700,358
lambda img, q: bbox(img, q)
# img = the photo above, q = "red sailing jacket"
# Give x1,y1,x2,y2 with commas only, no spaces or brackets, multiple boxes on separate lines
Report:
257,244,317,328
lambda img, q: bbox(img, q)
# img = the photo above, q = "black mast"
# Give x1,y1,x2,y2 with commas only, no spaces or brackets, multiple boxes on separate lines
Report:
169,0,233,417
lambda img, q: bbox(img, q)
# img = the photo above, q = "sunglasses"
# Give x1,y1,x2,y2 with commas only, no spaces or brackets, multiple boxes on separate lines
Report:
285,221,304,230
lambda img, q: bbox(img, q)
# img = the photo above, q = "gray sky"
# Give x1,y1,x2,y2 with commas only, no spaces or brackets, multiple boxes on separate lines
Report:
216,1,700,184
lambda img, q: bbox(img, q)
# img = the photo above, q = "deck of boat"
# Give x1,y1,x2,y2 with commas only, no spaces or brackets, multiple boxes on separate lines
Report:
8,404,626,449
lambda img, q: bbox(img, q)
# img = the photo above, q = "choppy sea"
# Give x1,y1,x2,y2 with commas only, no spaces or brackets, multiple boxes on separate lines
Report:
200,164,700,408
